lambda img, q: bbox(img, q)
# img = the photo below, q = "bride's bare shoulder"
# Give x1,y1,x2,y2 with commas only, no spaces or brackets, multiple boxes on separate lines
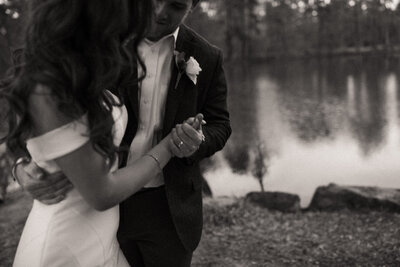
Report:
28,84,75,136
29,84,57,110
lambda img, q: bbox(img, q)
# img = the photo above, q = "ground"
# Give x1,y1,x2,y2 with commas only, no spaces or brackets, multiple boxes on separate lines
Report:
1,190,400,267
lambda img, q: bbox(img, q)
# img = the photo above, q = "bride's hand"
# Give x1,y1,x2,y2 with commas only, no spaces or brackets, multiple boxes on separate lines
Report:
168,114,205,158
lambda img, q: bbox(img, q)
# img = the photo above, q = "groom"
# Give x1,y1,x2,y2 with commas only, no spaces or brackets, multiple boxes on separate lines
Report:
15,0,231,266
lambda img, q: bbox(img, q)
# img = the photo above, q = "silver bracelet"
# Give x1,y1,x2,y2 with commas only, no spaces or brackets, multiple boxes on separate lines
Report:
145,154,162,172
12,156,31,184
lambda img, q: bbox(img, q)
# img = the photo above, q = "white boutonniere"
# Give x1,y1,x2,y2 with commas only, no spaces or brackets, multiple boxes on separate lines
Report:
174,51,202,89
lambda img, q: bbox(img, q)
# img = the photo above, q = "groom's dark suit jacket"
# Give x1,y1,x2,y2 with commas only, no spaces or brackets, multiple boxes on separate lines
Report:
117,24,231,251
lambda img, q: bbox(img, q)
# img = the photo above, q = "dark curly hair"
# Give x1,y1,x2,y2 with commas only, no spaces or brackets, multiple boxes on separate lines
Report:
0,0,151,166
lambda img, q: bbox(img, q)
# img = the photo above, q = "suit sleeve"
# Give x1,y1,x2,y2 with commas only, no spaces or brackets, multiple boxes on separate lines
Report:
187,49,231,163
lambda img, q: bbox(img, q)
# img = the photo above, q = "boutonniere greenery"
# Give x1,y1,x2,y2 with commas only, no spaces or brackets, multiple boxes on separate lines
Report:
174,51,202,89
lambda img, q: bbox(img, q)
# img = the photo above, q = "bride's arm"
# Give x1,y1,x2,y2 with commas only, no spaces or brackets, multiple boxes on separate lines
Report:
29,85,172,211
55,134,171,211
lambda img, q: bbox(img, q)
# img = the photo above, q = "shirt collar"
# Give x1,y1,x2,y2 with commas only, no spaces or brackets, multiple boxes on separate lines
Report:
172,27,180,49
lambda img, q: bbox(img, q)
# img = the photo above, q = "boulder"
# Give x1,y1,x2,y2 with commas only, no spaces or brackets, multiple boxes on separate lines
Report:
308,183,400,212
245,191,301,212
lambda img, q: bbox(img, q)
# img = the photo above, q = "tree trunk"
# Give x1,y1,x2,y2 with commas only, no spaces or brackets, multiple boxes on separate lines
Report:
259,178,265,193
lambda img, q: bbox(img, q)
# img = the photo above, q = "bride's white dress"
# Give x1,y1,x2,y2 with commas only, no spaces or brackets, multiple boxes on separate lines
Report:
13,93,130,267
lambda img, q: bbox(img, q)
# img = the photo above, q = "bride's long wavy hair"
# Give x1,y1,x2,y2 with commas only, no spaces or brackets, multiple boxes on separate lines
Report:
0,0,151,166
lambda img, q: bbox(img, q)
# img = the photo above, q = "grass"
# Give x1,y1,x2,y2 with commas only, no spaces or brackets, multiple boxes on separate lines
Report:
193,198,400,266
1,190,400,266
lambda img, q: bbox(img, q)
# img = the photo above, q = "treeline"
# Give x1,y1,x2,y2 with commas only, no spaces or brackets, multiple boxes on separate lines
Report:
186,0,400,59
1,0,400,63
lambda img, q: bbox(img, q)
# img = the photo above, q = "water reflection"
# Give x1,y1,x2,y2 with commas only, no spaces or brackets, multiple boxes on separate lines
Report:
204,56,400,206
222,62,258,174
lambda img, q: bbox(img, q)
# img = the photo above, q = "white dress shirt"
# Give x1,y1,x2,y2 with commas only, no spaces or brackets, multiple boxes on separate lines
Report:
127,28,179,188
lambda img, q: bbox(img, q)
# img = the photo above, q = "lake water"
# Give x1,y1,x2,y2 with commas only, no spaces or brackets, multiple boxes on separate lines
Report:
203,56,400,206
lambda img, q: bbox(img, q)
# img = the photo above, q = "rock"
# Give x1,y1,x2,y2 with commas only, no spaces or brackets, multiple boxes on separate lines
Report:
308,183,400,212
245,191,301,212
203,196,237,207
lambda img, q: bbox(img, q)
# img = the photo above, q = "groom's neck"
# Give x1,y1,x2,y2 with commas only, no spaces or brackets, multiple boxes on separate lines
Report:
146,26,181,43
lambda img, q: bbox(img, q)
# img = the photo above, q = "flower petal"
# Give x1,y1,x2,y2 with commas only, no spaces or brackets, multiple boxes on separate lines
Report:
187,73,198,84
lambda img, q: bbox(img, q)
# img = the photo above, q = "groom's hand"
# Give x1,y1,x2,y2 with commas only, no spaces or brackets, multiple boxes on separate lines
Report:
169,114,205,158
15,161,73,204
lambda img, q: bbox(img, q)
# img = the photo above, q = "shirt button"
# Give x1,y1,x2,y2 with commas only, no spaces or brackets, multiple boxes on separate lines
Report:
143,100,149,104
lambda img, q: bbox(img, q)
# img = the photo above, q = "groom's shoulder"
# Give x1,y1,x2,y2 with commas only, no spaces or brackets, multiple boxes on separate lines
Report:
181,24,222,57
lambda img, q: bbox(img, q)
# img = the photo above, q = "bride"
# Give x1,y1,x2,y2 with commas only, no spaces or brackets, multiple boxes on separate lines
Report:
1,0,202,266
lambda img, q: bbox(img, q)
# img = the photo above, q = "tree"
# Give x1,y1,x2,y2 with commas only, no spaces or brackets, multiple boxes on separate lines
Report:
0,0,26,45
221,0,258,59
0,0,27,75
251,142,268,192
188,0,400,58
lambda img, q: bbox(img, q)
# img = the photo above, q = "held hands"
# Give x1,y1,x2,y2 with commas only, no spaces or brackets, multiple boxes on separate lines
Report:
169,113,206,158
15,160,73,204
14,114,206,202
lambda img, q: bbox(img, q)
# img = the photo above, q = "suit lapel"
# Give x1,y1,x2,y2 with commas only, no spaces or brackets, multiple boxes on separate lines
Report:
162,26,195,137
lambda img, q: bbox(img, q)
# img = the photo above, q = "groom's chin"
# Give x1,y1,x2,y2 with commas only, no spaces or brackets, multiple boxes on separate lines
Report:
146,30,159,41
146,25,173,42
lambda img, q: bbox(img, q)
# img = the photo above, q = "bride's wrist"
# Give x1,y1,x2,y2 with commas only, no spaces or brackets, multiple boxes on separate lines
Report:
159,134,173,156
150,135,173,163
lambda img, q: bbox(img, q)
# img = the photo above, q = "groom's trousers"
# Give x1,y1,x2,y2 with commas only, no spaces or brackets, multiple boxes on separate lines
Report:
117,186,193,267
